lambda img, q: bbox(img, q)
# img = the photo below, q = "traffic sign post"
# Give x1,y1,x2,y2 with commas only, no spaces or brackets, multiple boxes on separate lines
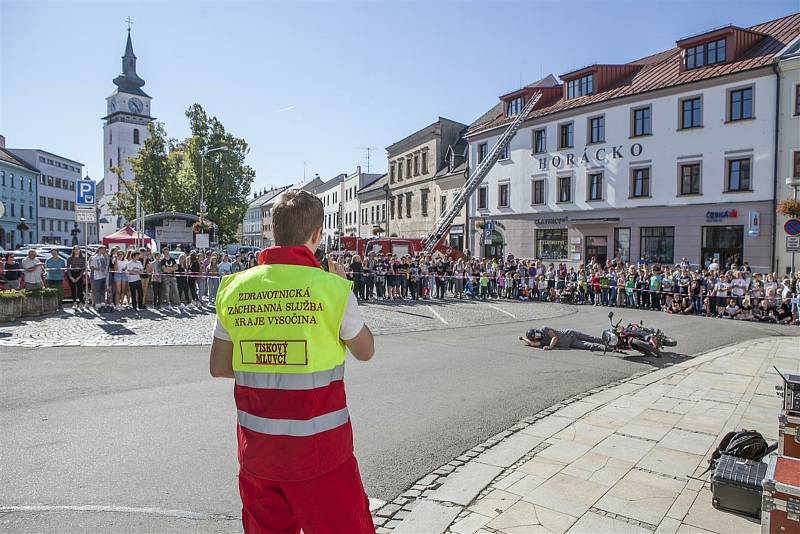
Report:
784,219,800,237
787,236,800,252
75,180,96,307
76,181,96,206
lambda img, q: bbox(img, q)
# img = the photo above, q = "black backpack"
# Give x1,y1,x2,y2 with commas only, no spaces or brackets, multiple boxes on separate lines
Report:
703,429,777,474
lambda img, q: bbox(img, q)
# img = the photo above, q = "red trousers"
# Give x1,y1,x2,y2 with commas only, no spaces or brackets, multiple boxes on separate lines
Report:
239,455,375,534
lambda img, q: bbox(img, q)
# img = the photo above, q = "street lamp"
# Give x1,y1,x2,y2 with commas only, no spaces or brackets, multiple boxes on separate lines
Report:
199,146,230,221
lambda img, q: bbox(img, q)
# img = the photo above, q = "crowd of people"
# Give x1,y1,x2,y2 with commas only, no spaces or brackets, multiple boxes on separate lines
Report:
339,252,800,326
2,246,799,326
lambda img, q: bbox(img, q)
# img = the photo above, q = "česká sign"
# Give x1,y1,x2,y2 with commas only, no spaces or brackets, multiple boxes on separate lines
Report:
706,209,738,222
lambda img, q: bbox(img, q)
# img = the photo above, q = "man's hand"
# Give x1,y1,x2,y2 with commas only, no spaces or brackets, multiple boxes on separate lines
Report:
328,257,348,279
542,345,552,351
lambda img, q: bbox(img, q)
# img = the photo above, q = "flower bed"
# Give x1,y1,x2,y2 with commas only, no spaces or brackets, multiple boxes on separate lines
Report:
0,290,25,322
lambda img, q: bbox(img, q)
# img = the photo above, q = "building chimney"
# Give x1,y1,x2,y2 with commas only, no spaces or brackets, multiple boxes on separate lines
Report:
0,134,5,148
356,165,361,175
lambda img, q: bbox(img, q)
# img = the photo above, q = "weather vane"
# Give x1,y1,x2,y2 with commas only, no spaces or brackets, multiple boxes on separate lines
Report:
125,16,133,31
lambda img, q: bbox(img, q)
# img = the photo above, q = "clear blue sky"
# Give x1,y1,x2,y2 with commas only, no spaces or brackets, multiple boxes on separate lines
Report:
1,1,797,192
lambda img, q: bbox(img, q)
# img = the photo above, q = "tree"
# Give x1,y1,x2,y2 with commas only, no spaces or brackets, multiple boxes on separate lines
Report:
117,104,256,243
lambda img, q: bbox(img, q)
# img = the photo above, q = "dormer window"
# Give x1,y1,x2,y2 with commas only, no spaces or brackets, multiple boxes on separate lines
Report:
566,74,593,99
685,38,726,70
506,96,525,117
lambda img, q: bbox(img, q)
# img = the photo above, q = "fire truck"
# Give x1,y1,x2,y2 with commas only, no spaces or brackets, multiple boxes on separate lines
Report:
334,236,465,261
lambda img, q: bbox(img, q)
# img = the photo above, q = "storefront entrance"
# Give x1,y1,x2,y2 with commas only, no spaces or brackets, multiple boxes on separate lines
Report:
585,236,608,266
701,225,743,270
483,230,504,259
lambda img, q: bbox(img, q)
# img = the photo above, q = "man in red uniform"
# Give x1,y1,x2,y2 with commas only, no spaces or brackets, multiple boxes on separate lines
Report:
210,189,376,534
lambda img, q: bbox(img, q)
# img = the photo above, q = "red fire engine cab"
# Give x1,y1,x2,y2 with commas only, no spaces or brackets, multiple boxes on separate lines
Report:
334,236,464,261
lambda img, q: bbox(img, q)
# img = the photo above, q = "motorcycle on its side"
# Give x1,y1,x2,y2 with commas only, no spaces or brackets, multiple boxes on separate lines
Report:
601,312,678,357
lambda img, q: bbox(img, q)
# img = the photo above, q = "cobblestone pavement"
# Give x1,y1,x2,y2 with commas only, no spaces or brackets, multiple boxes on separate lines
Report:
0,299,573,347
373,337,796,534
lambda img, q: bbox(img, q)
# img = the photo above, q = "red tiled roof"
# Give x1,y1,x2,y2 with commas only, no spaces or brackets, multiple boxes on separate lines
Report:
466,12,800,138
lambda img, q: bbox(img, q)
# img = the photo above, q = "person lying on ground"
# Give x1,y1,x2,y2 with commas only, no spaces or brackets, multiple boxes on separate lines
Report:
518,327,605,352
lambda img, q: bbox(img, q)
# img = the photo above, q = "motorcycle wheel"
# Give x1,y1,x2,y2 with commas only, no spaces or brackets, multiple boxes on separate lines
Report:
631,338,661,357
662,337,677,347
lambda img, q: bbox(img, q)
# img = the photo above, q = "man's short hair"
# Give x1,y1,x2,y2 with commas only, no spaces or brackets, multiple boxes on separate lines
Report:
272,189,324,246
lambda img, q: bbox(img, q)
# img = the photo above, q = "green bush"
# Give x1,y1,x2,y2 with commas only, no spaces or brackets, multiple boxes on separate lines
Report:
23,288,59,298
0,290,25,300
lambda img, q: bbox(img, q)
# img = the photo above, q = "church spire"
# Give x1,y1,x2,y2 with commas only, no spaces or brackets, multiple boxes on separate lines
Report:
113,28,148,97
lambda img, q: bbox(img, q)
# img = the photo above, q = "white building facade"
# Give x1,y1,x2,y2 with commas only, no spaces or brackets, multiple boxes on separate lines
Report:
98,30,153,238
467,15,800,271
776,36,800,275
9,149,89,245
315,174,345,248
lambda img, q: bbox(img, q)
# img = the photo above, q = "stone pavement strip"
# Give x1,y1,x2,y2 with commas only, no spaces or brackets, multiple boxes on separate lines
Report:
371,337,798,534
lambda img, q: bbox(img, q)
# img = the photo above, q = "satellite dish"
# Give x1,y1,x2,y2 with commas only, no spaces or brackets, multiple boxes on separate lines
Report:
0,201,5,219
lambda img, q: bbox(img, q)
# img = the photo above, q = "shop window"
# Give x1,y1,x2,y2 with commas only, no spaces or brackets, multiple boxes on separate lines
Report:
728,87,753,122
640,226,674,265
532,179,545,205
478,186,488,210
679,163,701,195
557,175,572,203
535,229,568,260
559,122,574,149
498,183,510,208
680,96,702,129
587,172,603,201
702,226,743,269
588,116,605,144
726,158,751,192
533,128,546,154
614,228,631,263
631,106,652,137
478,143,488,163
630,167,651,198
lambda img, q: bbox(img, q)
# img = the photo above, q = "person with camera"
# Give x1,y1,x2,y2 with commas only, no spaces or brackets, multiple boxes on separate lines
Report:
209,189,375,534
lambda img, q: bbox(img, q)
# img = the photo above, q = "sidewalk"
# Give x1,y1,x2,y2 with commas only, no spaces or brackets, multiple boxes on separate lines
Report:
374,337,798,534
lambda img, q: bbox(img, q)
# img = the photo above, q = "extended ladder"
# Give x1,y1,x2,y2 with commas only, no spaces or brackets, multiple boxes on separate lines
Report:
422,90,542,254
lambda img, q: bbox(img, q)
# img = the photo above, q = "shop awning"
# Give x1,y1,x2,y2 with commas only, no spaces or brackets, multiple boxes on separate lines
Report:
569,217,621,226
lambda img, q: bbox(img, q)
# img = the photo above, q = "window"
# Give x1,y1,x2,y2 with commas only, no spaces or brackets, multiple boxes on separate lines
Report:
397,160,403,180
55,199,62,210
421,152,428,174
532,179,545,205
632,106,652,137
536,229,568,260
631,167,650,198
392,196,397,218
55,177,62,188
390,164,395,182
440,194,447,215
795,85,800,116
506,96,525,117
48,198,54,208
640,227,675,264
478,143,488,163
405,159,411,179
39,175,45,184
498,183,510,207
558,175,571,203
679,163,701,195
587,172,603,201
685,38,726,70
40,197,46,207
381,204,386,221
728,87,753,121
9,173,14,188
566,74,593,99
69,182,75,191
421,190,428,216
29,179,32,192
559,122,574,149
794,151,800,179
614,228,631,263
49,219,53,231
500,144,509,160
10,203,14,217
57,220,62,232
533,128,546,153
47,175,54,186
41,219,46,230
726,158,752,192
133,128,140,144
109,131,112,144
413,155,419,176
588,116,605,144
478,186,488,210
681,97,702,129
39,156,45,163
0,171,3,186
405,193,411,218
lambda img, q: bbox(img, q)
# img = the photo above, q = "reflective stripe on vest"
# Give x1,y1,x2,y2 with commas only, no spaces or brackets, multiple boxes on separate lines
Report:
234,363,345,390
237,407,350,437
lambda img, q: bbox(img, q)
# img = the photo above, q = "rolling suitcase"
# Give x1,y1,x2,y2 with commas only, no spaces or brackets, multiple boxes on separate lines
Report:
762,455,800,534
711,454,768,519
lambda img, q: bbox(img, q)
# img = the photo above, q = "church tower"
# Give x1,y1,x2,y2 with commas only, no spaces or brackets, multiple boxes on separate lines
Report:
98,28,154,236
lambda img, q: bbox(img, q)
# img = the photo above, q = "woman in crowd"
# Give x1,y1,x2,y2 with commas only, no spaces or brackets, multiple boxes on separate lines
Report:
207,254,220,305
176,254,191,308
188,252,201,306
66,246,86,310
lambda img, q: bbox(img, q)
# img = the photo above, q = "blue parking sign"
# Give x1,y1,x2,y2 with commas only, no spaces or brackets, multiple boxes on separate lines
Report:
76,180,96,205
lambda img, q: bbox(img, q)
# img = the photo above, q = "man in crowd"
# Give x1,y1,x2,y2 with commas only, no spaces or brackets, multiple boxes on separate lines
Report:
89,245,109,309
160,247,179,310
22,249,45,290
45,249,66,309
